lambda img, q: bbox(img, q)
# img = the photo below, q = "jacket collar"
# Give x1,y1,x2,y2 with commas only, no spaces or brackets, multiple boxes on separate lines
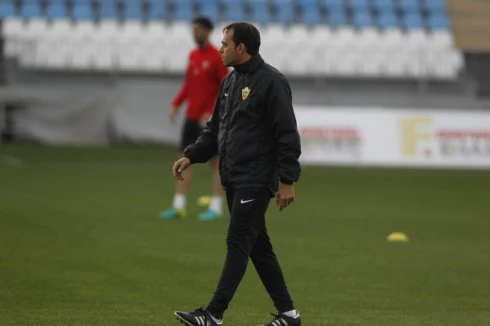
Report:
233,54,264,74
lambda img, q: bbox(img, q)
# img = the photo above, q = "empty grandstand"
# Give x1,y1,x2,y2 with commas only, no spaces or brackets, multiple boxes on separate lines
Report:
1,0,462,79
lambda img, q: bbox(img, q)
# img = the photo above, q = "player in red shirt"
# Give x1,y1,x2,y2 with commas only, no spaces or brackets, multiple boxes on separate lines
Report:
160,16,228,221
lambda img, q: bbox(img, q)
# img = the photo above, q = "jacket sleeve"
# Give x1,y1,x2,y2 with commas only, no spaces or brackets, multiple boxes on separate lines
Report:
183,87,221,163
266,76,302,185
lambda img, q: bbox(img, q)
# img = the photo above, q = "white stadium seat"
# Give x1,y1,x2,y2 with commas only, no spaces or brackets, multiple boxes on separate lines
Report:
1,18,464,80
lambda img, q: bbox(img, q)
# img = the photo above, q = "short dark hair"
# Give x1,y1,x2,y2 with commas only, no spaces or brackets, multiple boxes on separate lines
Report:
192,16,214,30
223,22,261,56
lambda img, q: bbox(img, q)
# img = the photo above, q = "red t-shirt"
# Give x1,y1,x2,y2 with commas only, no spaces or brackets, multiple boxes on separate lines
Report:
171,44,229,120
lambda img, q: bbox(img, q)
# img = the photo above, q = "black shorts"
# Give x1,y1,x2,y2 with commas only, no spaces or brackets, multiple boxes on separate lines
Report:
180,118,203,152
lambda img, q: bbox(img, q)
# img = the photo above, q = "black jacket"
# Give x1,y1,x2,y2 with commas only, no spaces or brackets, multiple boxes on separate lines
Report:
183,54,301,194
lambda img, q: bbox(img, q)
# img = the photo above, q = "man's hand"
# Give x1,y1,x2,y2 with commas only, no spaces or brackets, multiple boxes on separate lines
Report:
169,105,179,123
276,183,295,211
172,157,191,181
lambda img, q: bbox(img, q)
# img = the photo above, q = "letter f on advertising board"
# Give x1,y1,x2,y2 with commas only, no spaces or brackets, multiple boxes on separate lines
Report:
401,117,432,157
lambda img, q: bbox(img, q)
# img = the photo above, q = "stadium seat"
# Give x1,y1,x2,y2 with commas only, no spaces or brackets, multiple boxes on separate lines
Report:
249,0,271,25
73,3,93,21
3,17,23,37
428,30,453,49
302,8,322,26
2,18,22,57
349,0,370,11
21,2,42,19
428,13,449,30
120,22,145,39
46,2,67,19
196,0,218,7
322,0,344,12
377,10,398,28
22,18,49,39
99,0,118,20
0,1,16,19
222,0,246,22
199,4,220,22
405,29,430,51
49,19,75,38
328,10,347,27
372,0,395,11
166,22,194,51
261,24,286,44
287,25,311,45
424,0,447,13
72,21,97,39
352,10,374,28
310,25,333,43
172,0,194,21
378,28,404,51
122,0,143,21
94,20,121,42
298,0,319,10
273,0,296,25
147,0,167,20
399,0,420,13
223,8,246,22
403,12,424,29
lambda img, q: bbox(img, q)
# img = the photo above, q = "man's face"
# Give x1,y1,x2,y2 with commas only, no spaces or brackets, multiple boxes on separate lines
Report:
219,29,242,67
192,24,209,45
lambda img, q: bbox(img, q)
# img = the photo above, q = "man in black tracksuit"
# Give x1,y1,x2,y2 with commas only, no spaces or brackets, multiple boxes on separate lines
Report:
173,22,302,326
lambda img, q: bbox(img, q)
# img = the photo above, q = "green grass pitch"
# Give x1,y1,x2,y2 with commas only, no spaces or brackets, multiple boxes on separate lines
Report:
1,145,490,325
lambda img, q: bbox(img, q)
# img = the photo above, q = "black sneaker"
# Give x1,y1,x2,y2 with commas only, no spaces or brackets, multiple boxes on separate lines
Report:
174,307,222,326
262,311,301,326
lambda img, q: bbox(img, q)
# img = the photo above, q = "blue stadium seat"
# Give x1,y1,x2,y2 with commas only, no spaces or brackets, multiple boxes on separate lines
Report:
302,8,321,26
250,10,270,25
428,13,449,30
298,0,319,10
46,2,67,19
222,0,245,21
249,0,271,25
350,0,370,11
99,0,118,19
399,0,420,12
224,7,246,21
322,0,344,12
403,11,424,29
378,10,398,28
329,10,347,26
147,0,167,20
21,2,42,19
0,1,15,19
73,3,93,21
123,0,143,20
372,0,395,11
274,0,295,25
424,0,447,12
197,0,218,6
200,4,220,22
172,0,194,21
352,10,373,27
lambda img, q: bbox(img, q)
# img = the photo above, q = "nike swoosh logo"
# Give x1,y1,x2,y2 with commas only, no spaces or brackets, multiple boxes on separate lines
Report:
240,199,255,204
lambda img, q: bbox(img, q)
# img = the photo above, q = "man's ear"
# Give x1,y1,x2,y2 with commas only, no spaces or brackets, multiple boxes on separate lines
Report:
237,43,246,55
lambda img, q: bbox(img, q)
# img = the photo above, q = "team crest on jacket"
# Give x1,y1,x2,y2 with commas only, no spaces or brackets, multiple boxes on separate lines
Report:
241,87,251,100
